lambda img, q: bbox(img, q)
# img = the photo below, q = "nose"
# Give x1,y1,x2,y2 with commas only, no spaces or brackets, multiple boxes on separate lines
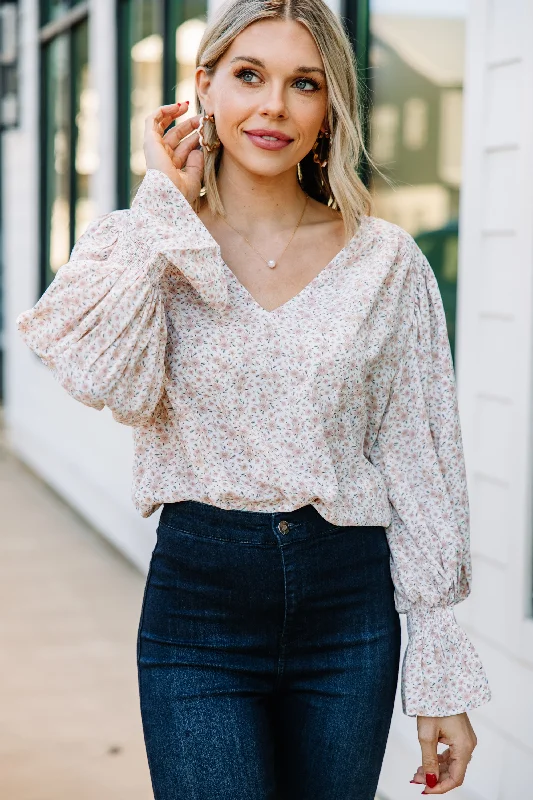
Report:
259,83,288,118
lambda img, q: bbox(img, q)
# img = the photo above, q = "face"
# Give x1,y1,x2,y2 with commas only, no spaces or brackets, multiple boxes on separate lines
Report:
195,18,329,178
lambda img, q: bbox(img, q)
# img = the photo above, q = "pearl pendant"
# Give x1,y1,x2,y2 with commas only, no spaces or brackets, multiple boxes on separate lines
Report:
267,259,276,268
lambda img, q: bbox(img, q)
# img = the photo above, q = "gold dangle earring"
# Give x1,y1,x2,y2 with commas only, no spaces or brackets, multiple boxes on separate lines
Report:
312,129,330,168
198,112,221,152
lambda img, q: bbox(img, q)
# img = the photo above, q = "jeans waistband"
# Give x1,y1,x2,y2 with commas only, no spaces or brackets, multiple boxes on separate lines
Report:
158,499,344,542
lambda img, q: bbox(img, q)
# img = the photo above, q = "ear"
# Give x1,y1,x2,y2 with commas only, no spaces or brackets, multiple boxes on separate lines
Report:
196,66,213,113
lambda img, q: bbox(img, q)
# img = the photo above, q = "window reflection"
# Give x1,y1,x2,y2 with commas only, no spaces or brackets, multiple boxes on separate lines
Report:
368,1,466,356
118,0,208,202
41,1,85,26
44,34,71,276
41,1,71,25
174,0,207,114
43,17,92,282
128,1,164,185
73,20,97,248
174,17,207,114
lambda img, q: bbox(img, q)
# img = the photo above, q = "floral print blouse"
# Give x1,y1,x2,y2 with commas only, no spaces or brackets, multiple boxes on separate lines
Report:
16,167,492,718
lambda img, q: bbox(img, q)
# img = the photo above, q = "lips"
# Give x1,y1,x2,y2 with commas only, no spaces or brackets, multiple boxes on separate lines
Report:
244,129,293,141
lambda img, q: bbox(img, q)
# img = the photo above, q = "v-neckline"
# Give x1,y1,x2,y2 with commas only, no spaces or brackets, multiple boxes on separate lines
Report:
220,236,357,315
187,185,371,315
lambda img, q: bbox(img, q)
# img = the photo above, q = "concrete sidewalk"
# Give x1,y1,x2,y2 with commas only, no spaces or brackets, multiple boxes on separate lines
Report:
0,409,384,800
0,409,153,799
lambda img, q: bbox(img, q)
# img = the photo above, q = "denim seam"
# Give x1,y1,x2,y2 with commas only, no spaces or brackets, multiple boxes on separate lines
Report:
274,540,289,690
156,521,279,545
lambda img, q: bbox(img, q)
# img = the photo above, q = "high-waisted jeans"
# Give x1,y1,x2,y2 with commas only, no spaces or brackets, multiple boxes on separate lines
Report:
136,500,401,800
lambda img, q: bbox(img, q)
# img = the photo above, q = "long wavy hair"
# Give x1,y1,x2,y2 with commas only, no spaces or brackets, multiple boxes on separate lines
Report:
192,0,379,242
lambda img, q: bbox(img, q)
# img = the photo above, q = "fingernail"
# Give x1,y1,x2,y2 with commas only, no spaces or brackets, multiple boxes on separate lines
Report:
425,774,438,788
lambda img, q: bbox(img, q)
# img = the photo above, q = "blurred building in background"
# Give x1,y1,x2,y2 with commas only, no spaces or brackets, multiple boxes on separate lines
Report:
0,1,532,798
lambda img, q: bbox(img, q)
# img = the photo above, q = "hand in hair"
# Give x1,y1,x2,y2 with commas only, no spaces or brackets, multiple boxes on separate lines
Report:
144,102,205,204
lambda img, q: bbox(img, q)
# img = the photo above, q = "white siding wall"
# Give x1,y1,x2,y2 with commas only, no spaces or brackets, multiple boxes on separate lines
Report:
380,2,533,799
455,0,533,795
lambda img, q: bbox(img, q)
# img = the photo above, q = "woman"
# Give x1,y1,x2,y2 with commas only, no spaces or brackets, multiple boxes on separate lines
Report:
16,0,491,798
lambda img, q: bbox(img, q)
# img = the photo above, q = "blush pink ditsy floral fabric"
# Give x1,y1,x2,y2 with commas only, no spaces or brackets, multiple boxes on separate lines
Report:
16,167,492,717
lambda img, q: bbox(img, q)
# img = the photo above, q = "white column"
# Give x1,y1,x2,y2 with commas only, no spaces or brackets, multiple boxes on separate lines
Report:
3,0,41,424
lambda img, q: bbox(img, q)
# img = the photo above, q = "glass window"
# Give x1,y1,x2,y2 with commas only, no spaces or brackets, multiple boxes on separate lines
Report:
117,0,164,206
173,2,208,105
367,0,467,359
42,33,71,281
116,0,208,207
72,19,96,245
41,0,85,27
41,8,91,289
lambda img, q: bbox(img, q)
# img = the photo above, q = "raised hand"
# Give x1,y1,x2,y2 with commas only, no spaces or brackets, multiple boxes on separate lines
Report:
144,102,205,204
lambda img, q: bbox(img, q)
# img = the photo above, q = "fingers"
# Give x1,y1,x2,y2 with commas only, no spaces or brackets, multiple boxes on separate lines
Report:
175,131,203,173
419,745,471,794
177,129,201,159
410,767,426,785
422,775,460,794
418,720,440,789
156,101,190,130
412,766,456,793
163,114,202,149
411,751,451,785
433,748,469,792
146,101,190,137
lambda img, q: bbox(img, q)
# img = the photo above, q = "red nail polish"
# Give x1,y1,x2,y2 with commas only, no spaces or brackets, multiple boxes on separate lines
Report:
425,774,438,788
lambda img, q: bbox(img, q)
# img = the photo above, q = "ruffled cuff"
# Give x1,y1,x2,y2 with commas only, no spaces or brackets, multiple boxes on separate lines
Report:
114,168,228,311
402,605,492,717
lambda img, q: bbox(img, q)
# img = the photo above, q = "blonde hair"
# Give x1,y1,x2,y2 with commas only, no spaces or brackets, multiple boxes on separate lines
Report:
193,0,379,243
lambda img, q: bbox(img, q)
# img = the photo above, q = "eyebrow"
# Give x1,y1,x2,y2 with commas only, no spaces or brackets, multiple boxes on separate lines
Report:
229,55,326,78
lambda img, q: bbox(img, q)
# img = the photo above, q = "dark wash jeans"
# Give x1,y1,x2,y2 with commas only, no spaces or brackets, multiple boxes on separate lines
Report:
137,500,401,800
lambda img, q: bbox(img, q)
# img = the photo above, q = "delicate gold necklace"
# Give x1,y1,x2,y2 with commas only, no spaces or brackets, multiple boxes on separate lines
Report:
221,194,308,269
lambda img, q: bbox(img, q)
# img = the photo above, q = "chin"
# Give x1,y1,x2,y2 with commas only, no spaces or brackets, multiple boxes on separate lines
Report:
228,151,297,178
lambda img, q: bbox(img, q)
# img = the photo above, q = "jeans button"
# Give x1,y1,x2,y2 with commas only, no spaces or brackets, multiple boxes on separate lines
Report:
277,520,290,534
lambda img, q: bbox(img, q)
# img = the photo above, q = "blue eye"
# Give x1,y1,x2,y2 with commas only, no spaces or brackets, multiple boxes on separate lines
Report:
237,69,259,84
234,69,321,93
294,77,320,92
